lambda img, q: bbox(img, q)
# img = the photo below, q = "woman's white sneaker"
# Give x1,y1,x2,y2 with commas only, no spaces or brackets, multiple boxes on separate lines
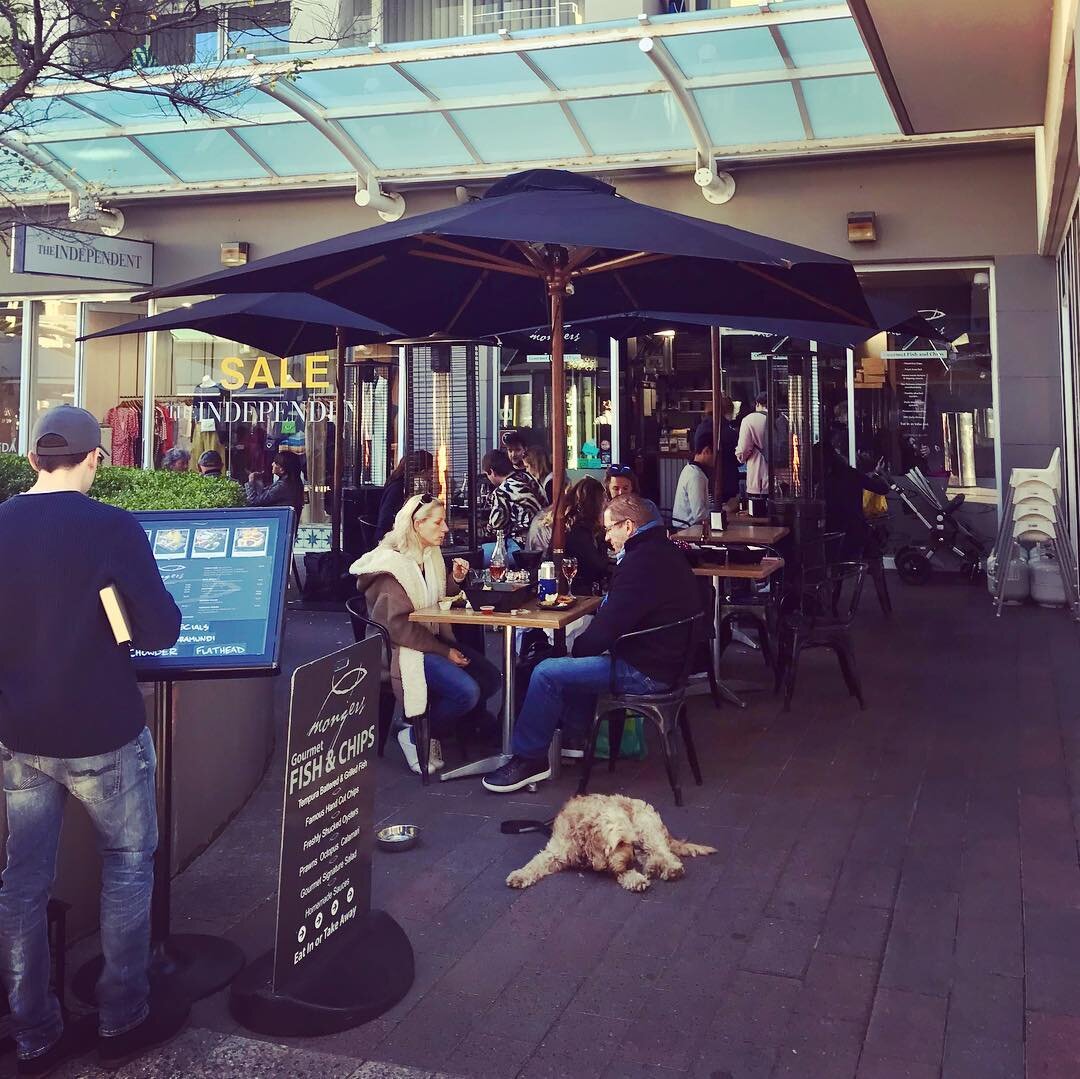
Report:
397,727,440,775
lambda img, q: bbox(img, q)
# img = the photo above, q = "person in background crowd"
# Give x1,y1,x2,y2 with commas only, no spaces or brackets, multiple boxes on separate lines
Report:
502,431,528,471
160,447,190,473
482,448,547,564
605,463,638,501
197,450,223,478
671,427,713,530
526,502,556,555
717,396,741,509
0,406,186,1075
816,442,891,560
245,452,305,532
375,450,434,543
483,494,701,793
352,494,501,774
736,391,770,497
524,445,555,505
561,476,610,595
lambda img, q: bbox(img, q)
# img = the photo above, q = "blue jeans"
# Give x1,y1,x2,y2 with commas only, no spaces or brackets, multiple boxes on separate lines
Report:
422,643,502,737
0,727,158,1059
512,654,668,759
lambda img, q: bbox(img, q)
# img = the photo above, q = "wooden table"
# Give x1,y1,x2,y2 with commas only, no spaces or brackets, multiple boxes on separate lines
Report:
409,596,602,781
692,557,785,581
675,524,790,546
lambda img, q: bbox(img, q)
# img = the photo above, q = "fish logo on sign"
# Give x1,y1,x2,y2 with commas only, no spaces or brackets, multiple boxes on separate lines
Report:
330,665,368,696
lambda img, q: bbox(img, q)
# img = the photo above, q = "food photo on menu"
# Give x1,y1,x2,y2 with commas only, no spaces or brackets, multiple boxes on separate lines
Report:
231,525,270,558
153,528,191,560
192,527,230,559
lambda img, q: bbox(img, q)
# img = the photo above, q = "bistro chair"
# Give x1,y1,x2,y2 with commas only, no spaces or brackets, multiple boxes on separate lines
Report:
774,561,868,712
578,614,705,807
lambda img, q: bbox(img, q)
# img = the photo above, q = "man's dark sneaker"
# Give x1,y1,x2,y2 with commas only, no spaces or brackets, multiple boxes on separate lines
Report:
98,996,190,1071
16,1013,98,1078
482,755,551,793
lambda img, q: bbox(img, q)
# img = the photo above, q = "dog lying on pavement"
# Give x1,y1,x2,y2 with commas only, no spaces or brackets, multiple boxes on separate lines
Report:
506,793,717,892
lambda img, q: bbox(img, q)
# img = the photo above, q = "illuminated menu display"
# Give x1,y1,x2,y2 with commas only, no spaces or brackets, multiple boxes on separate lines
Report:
132,507,293,677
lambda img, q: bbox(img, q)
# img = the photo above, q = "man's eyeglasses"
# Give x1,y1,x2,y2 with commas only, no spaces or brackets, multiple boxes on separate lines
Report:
604,518,630,535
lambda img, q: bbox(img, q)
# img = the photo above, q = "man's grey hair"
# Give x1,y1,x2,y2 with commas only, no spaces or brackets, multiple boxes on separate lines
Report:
606,493,660,528
161,447,191,469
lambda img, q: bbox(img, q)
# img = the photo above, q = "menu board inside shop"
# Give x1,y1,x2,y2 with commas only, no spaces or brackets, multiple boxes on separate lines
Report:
274,639,379,994
896,358,930,434
132,506,293,678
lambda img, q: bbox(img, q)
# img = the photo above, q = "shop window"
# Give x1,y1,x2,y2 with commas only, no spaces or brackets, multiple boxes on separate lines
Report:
29,300,77,431
0,301,23,454
149,1,290,64
857,268,996,504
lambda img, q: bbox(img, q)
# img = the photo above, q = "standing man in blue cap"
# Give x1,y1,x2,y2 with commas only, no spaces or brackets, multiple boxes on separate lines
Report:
0,406,186,1076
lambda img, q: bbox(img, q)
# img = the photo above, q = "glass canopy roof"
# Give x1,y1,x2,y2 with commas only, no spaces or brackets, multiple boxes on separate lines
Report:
0,1,900,202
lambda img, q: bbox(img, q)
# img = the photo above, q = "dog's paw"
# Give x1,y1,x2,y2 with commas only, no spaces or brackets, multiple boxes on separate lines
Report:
659,862,685,881
618,870,651,892
506,870,532,889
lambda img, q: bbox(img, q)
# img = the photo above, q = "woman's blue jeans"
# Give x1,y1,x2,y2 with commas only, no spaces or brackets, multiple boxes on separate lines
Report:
0,727,158,1060
421,643,502,737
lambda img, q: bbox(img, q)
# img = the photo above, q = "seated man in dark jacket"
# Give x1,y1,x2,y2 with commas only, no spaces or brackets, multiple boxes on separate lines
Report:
483,493,703,793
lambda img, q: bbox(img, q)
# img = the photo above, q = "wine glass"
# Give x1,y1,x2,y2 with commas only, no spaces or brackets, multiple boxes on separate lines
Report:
561,556,578,595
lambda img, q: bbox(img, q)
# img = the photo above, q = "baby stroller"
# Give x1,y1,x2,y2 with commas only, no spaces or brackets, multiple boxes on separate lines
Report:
876,465,989,585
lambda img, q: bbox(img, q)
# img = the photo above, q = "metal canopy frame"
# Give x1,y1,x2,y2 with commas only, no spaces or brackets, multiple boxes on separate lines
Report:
0,2,1012,221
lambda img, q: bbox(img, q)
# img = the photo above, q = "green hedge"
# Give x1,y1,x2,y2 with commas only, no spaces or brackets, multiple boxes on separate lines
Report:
0,453,246,510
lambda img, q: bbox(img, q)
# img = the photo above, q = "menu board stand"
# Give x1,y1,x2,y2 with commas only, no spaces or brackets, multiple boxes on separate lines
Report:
229,639,413,1035
73,507,296,1006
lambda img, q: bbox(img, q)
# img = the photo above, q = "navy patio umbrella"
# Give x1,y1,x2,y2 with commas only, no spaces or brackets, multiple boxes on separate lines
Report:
494,299,947,353
80,292,404,554
136,169,877,549
79,292,402,356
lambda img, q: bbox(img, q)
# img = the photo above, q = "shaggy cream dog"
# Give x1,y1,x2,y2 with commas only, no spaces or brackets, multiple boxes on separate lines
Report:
506,793,717,893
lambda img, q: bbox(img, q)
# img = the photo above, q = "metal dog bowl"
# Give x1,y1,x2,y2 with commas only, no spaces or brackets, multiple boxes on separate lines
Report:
376,824,420,852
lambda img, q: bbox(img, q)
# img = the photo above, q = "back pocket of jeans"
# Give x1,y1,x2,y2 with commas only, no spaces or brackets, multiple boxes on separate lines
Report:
67,751,122,804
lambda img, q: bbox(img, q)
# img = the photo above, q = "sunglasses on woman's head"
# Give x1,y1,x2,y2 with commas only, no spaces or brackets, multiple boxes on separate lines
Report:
608,465,633,476
411,494,434,519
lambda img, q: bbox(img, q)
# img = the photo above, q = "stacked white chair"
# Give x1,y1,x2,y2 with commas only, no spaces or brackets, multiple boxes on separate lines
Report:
991,449,1080,618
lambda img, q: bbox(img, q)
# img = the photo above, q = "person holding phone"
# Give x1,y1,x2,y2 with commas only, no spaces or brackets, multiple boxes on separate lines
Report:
351,493,501,775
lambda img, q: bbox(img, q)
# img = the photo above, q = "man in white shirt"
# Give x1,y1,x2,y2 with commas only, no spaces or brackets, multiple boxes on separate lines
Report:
671,427,713,531
736,392,770,496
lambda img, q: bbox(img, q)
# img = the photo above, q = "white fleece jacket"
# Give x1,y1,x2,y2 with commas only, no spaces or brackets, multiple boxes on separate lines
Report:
350,544,450,717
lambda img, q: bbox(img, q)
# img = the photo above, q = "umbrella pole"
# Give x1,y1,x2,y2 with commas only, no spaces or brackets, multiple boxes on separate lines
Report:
549,275,568,556
710,325,722,507
332,326,346,555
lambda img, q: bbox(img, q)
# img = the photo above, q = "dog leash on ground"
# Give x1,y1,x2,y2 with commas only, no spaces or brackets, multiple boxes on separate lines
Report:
500,818,554,837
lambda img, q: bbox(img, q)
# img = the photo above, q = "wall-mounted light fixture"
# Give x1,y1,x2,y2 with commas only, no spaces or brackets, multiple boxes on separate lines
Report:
846,211,877,244
220,241,250,266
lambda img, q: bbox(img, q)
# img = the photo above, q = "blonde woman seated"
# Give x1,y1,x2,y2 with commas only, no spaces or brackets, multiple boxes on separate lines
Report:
351,494,501,775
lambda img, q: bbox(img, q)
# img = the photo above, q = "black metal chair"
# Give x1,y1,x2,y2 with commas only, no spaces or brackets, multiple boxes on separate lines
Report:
774,561,868,712
578,614,704,807
714,544,783,672
345,596,471,785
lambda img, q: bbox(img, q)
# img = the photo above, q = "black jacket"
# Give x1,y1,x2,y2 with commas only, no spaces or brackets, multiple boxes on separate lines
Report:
564,522,610,595
375,477,406,541
572,525,703,684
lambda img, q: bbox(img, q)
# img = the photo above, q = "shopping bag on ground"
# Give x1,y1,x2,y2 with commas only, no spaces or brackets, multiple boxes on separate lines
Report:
594,713,648,760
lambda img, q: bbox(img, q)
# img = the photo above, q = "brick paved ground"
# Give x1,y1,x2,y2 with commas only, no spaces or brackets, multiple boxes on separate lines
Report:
8,576,1080,1078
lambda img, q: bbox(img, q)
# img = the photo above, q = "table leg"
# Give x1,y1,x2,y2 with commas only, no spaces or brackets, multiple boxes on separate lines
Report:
712,577,748,710
439,625,514,781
